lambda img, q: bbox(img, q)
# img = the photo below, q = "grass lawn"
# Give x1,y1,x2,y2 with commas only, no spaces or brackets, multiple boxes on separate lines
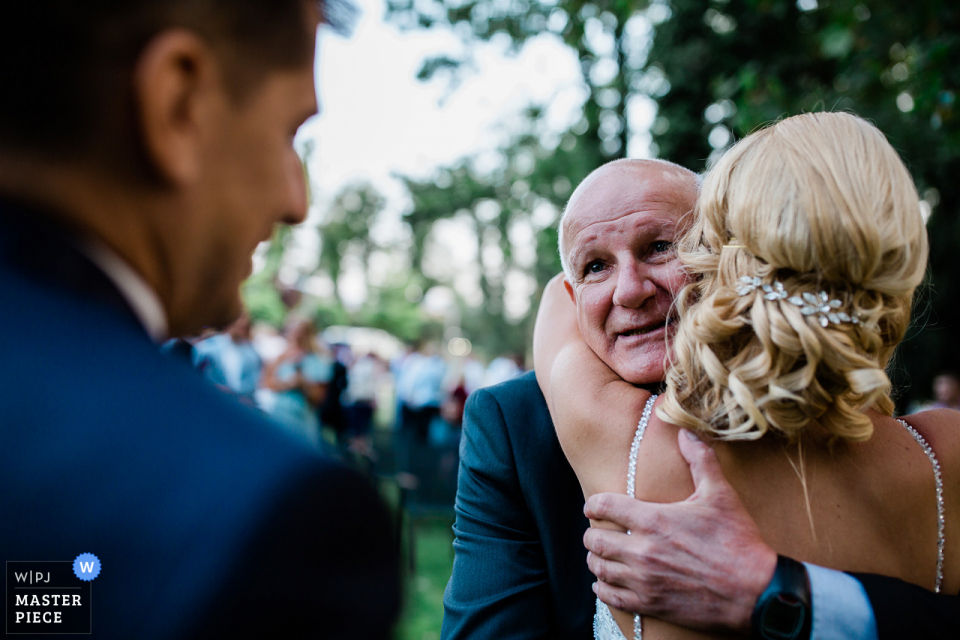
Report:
395,515,456,640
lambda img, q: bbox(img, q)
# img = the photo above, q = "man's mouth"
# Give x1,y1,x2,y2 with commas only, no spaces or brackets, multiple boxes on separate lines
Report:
619,322,664,338
617,316,675,338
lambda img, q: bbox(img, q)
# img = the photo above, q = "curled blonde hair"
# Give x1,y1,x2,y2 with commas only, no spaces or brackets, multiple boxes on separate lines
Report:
660,112,928,442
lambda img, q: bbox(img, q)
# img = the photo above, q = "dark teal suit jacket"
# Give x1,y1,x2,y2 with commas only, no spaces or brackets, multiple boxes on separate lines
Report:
0,200,399,639
441,372,595,639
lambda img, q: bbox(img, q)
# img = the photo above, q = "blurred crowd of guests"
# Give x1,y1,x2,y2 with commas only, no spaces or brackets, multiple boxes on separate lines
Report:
176,312,527,459
181,313,958,452
909,370,960,413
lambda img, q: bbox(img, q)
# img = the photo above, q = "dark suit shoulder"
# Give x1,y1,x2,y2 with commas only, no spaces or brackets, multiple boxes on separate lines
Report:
465,372,554,454
460,372,558,496
472,370,546,413
0,265,392,638
445,371,594,640
189,462,400,640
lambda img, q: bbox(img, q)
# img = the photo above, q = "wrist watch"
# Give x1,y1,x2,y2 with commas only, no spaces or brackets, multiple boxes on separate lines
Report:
751,555,812,640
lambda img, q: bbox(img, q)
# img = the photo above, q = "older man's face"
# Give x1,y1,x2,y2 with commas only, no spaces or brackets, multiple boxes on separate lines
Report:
562,163,696,385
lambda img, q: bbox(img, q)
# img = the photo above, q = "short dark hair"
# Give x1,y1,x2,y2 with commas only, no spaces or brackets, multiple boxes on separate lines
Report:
0,0,352,160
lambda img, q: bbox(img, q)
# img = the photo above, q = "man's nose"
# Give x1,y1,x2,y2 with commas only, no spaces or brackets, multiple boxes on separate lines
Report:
612,261,656,308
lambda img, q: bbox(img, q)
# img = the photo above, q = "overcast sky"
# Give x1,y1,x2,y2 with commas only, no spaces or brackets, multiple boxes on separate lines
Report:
274,0,656,313
302,0,586,199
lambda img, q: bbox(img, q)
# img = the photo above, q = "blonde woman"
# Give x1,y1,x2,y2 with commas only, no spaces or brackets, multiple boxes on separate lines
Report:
534,112,960,640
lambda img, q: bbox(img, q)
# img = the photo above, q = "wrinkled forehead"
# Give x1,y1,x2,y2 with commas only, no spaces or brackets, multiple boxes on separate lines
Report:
563,166,696,243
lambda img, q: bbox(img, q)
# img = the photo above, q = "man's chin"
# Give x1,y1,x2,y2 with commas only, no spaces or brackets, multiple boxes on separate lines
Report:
207,295,245,333
620,369,667,387
609,349,668,387
170,292,244,338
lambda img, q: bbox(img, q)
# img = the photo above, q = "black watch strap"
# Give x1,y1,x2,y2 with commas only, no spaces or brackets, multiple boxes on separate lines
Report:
751,555,812,640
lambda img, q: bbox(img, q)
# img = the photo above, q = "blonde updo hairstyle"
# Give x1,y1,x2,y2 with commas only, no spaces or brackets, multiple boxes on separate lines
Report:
659,112,928,443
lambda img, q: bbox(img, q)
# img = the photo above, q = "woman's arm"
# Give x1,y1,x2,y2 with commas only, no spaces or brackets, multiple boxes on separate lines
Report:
534,275,666,639
532,273,652,499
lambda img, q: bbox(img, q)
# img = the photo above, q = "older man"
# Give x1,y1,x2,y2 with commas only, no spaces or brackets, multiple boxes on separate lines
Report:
0,2,397,639
442,158,959,640
442,158,696,639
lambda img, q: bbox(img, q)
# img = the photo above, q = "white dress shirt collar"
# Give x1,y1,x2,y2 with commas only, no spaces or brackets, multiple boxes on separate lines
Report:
79,238,169,342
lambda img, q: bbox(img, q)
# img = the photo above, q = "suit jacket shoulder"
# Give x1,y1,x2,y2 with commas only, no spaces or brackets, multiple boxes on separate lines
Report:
442,372,593,640
0,255,399,639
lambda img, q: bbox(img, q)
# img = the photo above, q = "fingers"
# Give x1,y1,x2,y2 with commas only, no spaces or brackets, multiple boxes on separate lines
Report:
593,579,643,614
676,429,728,500
584,492,651,530
584,527,655,589
583,526,627,562
586,550,631,586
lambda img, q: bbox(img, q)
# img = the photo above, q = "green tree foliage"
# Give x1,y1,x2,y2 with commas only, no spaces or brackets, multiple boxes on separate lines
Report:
243,225,292,327
646,0,960,406
375,0,959,403
386,0,656,158
318,182,388,305
399,109,594,357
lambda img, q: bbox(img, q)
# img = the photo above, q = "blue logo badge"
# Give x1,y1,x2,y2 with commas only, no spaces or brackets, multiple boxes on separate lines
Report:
73,553,100,581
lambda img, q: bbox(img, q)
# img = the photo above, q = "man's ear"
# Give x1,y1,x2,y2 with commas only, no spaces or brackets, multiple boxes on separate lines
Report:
132,30,220,185
563,278,576,305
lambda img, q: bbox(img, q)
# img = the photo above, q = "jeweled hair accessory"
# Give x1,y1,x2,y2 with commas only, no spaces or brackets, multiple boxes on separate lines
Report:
735,276,862,328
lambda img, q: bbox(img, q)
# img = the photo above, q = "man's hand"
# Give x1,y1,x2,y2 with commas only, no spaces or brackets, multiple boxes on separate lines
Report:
583,429,778,634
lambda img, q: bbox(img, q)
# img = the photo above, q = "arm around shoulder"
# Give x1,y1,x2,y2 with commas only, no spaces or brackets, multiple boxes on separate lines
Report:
532,273,651,499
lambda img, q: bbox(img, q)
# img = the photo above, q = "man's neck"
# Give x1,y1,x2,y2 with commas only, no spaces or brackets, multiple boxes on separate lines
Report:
0,155,177,330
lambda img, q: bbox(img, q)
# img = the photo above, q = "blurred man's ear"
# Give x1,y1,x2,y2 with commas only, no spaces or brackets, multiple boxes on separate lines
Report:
563,278,576,305
132,30,220,186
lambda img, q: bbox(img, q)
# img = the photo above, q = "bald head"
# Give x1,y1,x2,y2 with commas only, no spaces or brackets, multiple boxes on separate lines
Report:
558,159,700,279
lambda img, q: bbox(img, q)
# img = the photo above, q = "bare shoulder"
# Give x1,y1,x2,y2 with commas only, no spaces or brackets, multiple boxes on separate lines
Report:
899,408,960,502
899,408,960,594
901,408,960,466
903,409,960,492
631,397,697,503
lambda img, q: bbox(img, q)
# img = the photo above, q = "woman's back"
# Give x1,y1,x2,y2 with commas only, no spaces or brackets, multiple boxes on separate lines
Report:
625,405,960,640
534,112,954,640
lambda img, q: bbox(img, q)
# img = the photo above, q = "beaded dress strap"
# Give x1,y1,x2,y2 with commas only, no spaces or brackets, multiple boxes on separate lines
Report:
627,395,658,500
625,394,658,640
896,418,945,593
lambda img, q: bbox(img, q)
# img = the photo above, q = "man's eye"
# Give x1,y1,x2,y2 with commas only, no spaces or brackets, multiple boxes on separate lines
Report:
585,261,604,274
652,240,673,253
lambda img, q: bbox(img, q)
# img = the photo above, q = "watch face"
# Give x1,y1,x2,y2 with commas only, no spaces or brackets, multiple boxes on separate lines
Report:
761,595,806,640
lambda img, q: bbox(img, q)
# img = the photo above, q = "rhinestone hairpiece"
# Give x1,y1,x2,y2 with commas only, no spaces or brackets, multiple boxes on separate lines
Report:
735,276,862,328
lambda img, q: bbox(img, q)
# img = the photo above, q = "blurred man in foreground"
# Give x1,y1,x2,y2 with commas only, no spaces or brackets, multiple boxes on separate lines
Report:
0,2,398,638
